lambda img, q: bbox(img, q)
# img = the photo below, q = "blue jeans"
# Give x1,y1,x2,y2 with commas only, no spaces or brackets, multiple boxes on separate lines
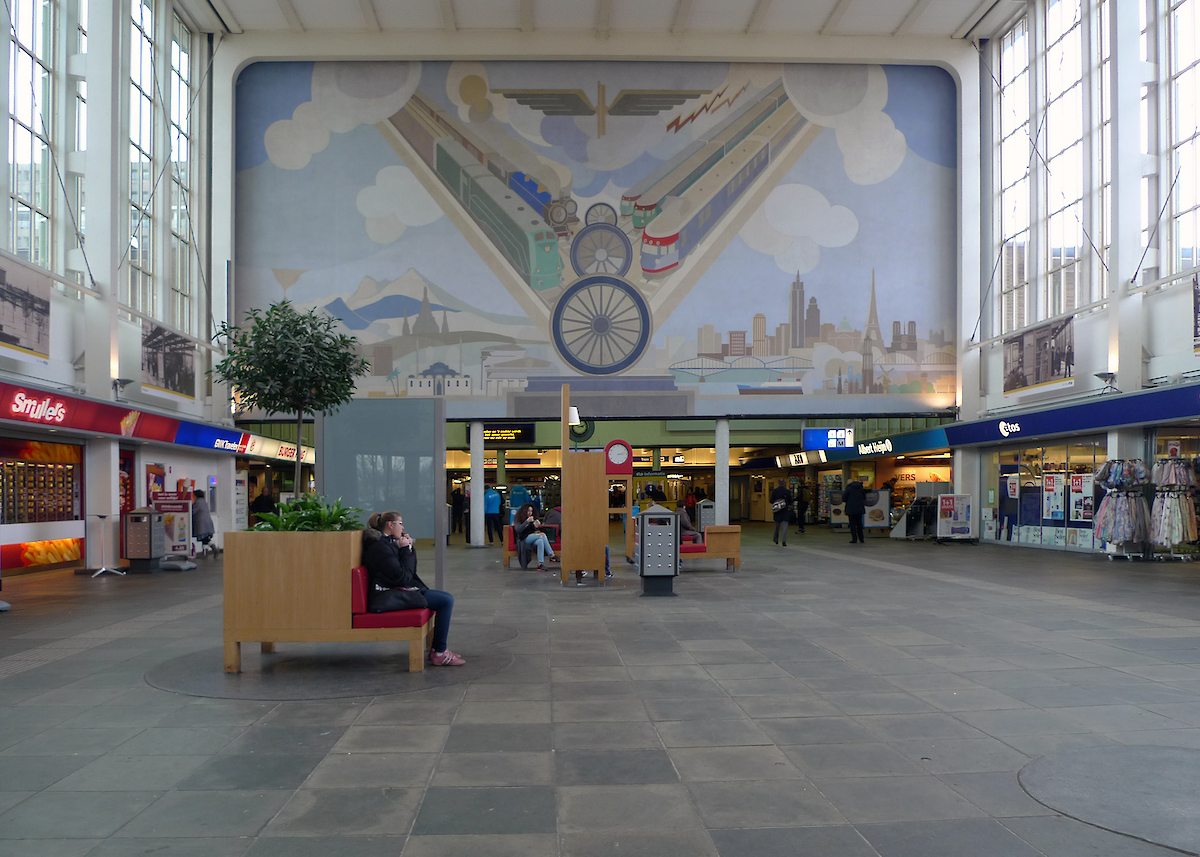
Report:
524,532,553,563
422,589,455,652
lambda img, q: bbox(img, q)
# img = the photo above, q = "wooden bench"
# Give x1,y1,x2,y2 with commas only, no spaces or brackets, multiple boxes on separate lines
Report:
502,524,561,568
632,521,742,570
222,528,434,673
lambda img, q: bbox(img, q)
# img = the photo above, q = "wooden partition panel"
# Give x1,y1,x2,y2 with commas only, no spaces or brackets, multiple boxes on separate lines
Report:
561,450,608,580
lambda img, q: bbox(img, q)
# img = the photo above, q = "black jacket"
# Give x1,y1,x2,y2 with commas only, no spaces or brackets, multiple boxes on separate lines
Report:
362,535,428,592
843,481,867,515
770,485,793,522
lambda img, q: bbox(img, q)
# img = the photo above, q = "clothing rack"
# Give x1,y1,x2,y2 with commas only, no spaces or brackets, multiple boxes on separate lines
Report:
1149,457,1197,561
1095,459,1152,560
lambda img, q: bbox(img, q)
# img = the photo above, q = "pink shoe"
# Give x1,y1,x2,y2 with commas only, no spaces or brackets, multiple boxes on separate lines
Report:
430,649,466,666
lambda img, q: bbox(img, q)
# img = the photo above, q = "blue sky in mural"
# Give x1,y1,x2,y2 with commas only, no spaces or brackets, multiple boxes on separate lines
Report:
882,65,957,169
235,62,313,170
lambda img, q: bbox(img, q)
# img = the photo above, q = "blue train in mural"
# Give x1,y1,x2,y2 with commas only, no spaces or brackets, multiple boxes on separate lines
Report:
433,137,564,291
642,86,804,275
621,84,792,230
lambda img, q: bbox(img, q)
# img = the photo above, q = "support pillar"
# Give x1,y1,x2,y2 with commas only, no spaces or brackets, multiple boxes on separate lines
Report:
469,421,486,547
496,449,506,485
715,418,729,526
85,439,120,568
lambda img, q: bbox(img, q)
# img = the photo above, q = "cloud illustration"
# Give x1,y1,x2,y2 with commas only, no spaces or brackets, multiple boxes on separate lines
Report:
356,165,443,244
783,64,907,185
740,183,858,274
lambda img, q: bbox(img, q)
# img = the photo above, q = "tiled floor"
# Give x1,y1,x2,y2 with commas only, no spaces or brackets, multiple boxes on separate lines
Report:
2,525,1199,856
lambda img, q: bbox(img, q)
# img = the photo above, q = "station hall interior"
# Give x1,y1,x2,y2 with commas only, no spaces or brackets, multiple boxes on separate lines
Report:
2,0,1200,854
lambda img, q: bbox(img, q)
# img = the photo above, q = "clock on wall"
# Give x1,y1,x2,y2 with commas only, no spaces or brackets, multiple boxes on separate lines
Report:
605,439,633,475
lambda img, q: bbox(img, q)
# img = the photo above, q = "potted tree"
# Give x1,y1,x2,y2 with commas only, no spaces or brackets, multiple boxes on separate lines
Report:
212,302,373,672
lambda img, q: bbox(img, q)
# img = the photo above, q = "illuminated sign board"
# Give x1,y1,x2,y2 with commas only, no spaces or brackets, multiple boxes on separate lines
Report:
774,450,828,468
803,428,854,450
483,422,534,444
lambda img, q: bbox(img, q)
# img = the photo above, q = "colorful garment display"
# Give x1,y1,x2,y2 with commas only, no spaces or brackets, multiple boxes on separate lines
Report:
1094,459,1151,489
1152,458,1196,488
1095,490,1150,545
1150,491,1197,547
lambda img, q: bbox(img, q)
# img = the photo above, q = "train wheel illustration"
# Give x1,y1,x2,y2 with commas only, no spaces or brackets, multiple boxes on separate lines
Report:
552,275,651,375
570,223,633,277
584,202,618,226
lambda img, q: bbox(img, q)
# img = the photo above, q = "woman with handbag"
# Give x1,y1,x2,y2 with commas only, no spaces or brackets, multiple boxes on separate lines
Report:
363,511,465,666
514,503,557,570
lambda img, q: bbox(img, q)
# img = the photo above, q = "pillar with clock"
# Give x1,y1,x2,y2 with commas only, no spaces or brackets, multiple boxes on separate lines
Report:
603,439,636,562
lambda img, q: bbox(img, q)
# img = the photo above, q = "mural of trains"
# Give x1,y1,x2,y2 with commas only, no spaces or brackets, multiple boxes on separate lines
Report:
433,137,563,291
392,92,578,236
621,83,792,230
642,89,805,276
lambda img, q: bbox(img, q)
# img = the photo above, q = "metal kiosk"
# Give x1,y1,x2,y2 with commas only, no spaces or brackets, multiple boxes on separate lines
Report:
635,503,679,596
697,500,716,535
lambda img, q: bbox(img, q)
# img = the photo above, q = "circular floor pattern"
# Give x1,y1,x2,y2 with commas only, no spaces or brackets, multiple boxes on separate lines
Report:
1018,745,1200,854
145,624,518,701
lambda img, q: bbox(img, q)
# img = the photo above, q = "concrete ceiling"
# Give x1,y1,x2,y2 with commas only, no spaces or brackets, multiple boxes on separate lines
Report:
180,0,1023,41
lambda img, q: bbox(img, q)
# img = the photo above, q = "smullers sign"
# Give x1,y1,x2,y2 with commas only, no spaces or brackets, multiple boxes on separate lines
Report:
9,391,68,423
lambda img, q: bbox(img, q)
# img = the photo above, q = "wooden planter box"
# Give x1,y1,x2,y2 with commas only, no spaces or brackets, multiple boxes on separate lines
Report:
223,529,363,672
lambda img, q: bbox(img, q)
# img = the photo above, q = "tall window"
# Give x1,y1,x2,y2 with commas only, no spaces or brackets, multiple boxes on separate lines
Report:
1170,0,1198,272
1043,0,1084,317
127,0,155,315
168,15,192,334
997,19,1030,333
7,0,55,269
72,0,86,251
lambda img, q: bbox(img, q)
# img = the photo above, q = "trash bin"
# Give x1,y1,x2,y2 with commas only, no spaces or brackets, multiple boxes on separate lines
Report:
635,504,679,596
124,509,165,572
697,500,716,535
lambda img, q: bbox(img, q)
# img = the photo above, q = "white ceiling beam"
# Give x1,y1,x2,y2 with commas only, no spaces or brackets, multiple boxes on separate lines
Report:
895,0,934,36
596,0,612,37
671,0,693,35
440,0,457,33
520,0,534,32
358,0,380,31
820,0,853,35
746,0,772,34
274,0,304,32
953,0,998,39
206,0,243,33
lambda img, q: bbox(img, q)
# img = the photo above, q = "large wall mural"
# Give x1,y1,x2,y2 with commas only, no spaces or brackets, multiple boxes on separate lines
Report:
235,61,958,418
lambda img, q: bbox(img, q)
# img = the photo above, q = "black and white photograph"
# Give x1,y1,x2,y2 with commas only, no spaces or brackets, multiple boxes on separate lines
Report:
0,260,51,362
1003,316,1075,395
141,321,196,399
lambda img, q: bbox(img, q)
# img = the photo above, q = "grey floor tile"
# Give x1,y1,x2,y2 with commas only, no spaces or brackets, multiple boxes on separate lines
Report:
412,786,557,835
258,701,370,726
444,723,553,752
814,775,987,823
669,745,802,781
1000,815,1185,856
889,738,1031,774
936,771,1055,817
823,692,939,715
246,836,402,857
0,790,161,839
219,725,346,755
734,695,842,718
305,752,437,788
112,727,242,756
551,681,639,701
687,779,846,827
0,839,103,857
785,742,928,778
174,752,324,790
1,726,145,756
644,698,747,721
555,748,678,784
553,721,661,749
87,838,253,856
400,833,559,857
859,818,1043,856
856,713,988,741
50,755,208,791
655,718,771,747
0,754,98,790
262,787,421,835
557,784,705,833
455,700,551,723
633,680,729,699
433,751,555,785
114,790,291,838
164,702,277,729
708,825,879,857
332,723,449,753
1051,703,1189,732
757,716,877,745
560,830,720,857
553,699,649,722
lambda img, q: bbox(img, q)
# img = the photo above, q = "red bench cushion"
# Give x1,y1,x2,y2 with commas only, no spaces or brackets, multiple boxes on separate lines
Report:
680,542,707,554
353,608,433,629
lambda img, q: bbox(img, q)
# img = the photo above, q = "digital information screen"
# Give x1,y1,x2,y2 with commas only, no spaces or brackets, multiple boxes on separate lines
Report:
483,423,535,444
803,428,855,450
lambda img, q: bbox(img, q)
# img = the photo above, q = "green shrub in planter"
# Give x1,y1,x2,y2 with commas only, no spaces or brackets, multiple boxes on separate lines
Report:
251,495,363,532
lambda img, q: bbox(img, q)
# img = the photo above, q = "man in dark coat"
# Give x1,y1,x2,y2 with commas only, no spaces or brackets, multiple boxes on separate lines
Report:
844,478,867,544
450,487,464,534
770,478,793,546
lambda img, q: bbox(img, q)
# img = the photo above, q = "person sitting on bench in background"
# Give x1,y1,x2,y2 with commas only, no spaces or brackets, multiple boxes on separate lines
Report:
363,511,465,666
514,503,557,571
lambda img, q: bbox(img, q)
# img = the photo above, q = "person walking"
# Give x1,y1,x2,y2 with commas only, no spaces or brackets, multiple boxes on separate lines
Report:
795,489,809,534
450,487,464,534
770,478,793,546
484,486,502,544
844,478,867,544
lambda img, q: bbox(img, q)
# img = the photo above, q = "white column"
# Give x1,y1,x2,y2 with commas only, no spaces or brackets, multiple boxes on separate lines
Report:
715,418,729,526
1107,428,1144,461
469,420,486,546
953,448,980,501
82,0,122,398
85,438,120,568
1109,0,1145,393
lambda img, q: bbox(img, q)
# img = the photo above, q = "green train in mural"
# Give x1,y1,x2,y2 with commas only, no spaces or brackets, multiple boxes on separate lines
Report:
433,137,563,292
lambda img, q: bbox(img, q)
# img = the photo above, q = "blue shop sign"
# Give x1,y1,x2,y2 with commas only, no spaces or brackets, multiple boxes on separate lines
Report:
944,382,1200,446
824,426,950,460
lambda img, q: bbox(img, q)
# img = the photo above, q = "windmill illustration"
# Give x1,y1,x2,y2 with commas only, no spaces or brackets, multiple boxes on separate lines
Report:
491,83,710,137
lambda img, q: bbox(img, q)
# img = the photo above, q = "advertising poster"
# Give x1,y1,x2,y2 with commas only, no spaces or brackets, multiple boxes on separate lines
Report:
0,258,51,364
1042,472,1065,521
864,489,891,529
1069,473,1094,523
150,491,192,555
936,494,973,539
1003,316,1074,396
234,474,249,531
141,321,196,400
1006,473,1020,499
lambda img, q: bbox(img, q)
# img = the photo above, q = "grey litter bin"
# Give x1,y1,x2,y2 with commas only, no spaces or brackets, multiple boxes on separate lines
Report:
124,509,165,573
697,500,716,534
635,503,679,597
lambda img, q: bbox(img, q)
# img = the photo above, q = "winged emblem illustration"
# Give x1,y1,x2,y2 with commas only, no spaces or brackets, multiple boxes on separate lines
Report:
491,83,711,136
